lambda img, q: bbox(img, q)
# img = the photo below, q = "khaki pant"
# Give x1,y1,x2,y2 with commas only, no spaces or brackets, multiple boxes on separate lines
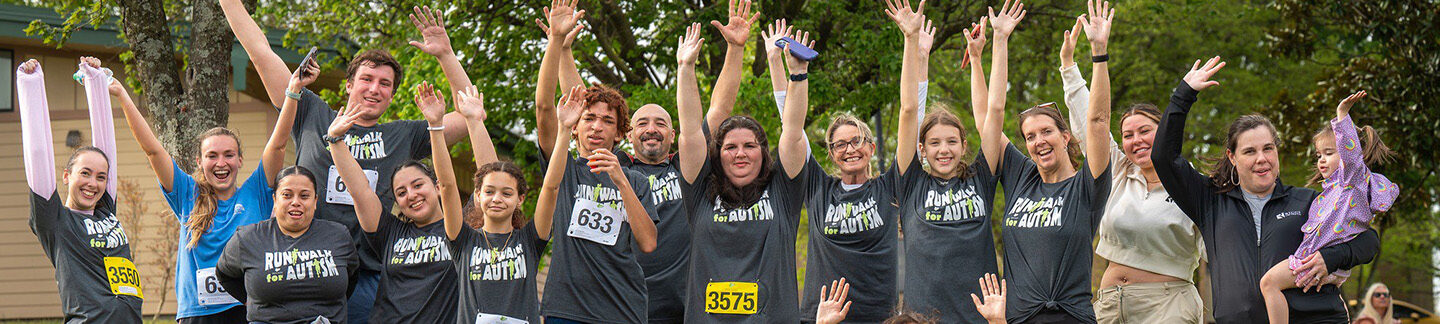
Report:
1094,281,1203,324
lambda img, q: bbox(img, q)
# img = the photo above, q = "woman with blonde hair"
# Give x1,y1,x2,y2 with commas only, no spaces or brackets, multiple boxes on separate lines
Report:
1353,283,1396,324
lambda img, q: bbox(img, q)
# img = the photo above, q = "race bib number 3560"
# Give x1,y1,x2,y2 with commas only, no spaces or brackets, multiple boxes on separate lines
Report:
104,257,143,298
566,199,624,246
704,282,759,315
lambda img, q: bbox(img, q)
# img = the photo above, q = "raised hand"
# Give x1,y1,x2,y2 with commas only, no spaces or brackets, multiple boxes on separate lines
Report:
1078,0,1115,53
327,102,364,138
783,29,816,73
1183,56,1226,91
711,0,760,46
1337,90,1366,117
883,0,926,37
408,6,454,57
970,273,1007,323
537,0,586,47
556,85,587,130
677,23,704,65
917,19,937,56
19,59,39,74
287,58,320,92
988,0,1026,38
1059,16,1083,67
815,278,851,324
455,86,486,122
761,19,794,58
80,56,101,69
961,17,988,69
414,81,448,126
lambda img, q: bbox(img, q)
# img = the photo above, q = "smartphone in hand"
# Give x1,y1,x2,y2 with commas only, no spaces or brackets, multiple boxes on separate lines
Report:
774,37,819,62
294,47,319,79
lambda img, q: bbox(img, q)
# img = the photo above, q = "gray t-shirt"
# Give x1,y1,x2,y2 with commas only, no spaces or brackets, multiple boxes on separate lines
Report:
540,154,656,324
217,218,358,324
799,159,900,323
996,144,1111,324
29,192,143,324
292,89,432,272
450,222,547,324
618,151,690,323
681,156,808,323
364,216,458,323
1241,191,1269,246
896,153,1000,324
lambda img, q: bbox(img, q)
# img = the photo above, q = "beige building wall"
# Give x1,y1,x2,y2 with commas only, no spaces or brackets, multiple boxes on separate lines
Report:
0,50,292,319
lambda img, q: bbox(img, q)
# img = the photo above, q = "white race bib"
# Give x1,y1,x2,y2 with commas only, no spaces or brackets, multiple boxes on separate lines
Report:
566,199,625,246
195,267,239,305
475,313,528,324
325,165,379,205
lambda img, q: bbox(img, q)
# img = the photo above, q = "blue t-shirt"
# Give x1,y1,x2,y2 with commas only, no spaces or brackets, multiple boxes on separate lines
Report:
163,164,274,318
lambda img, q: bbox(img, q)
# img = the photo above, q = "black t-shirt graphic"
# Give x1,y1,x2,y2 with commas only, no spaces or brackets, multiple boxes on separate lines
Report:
896,152,1000,324
451,222,548,323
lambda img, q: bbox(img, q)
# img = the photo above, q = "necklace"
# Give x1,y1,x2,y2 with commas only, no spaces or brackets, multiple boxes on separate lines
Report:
480,227,516,258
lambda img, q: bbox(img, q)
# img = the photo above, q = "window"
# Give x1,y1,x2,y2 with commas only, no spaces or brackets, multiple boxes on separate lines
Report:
0,49,12,112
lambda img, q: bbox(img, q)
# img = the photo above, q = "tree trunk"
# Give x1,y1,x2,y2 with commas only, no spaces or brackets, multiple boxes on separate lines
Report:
180,0,237,164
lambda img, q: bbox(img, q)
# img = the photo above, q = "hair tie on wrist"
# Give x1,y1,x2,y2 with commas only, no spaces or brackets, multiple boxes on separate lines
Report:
1091,54,1109,63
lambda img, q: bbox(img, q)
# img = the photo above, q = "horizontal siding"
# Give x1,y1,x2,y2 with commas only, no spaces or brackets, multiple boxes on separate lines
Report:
0,100,285,319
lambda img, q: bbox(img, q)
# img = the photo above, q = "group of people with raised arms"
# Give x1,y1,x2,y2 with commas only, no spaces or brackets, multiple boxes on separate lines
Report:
18,0,1396,323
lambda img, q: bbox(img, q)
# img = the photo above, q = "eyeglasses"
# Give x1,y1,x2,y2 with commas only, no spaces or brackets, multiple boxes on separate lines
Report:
1374,293,1391,299
829,136,870,151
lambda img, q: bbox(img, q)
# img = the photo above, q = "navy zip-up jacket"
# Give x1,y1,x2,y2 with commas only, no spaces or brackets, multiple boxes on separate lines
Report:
1153,82,1380,324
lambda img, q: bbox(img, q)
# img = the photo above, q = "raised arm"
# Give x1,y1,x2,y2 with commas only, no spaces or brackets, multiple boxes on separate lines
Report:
779,30,816,178
327,102,382,233
456,86,498,168
965,19,990,135
762,20,792,113
1080,0,1114,177
707,0,758,135
534,86,587,240
981,0,1025,172
17,60,56,196
406,6,472,145
79,58,119,196
220,0,291,107
533,0,586,157
110,63,175,191
266,59,319,186
1153,56,1224,223
405,82,465,242
676,24,708,183
885,0,925,174
589,148,657,253
1058,18,1092,146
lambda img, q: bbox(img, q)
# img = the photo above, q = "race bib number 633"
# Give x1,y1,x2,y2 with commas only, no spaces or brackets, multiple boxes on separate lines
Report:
567,199,624,246
705,282,758,315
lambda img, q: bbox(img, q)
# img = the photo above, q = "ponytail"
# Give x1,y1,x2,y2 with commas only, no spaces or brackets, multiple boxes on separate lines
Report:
1308,123,1397,185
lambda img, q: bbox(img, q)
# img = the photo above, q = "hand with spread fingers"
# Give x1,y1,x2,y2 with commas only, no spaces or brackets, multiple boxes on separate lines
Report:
677,23,705,66
711,0,760,47
327,102,365,139
414,82,448,127
455,86,487,123
1336,90,1367,118
1079,0,1115,54
988,0,1026,39
408,6,454,57
762,19,794,59
883,0,927,37
556,85,587,130
1183,56,1226,91
917,19,938,58
537,0,586,48
970,273,1007,324
815,278,851,324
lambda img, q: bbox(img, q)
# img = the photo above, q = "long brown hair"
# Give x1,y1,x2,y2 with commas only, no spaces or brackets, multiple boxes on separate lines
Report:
1207,115,1278,193
917,108,974,179
1017,105,1083,169
1308,123,1396,185
707,116,775,209
187,127,242,248
466,161,530,230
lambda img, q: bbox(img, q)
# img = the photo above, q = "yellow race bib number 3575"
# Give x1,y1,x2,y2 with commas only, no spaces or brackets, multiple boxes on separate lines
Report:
104,257,143,298
704,282,758,315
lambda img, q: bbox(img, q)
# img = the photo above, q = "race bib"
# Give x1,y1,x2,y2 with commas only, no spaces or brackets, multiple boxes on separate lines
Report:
325,166,379,205
566,198,624,246
195,267,238,305
704,282,759,315
104,257,143,298
475,313,528,324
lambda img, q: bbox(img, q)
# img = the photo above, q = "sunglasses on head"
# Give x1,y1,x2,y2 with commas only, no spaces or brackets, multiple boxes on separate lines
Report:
1021,102,1058,115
